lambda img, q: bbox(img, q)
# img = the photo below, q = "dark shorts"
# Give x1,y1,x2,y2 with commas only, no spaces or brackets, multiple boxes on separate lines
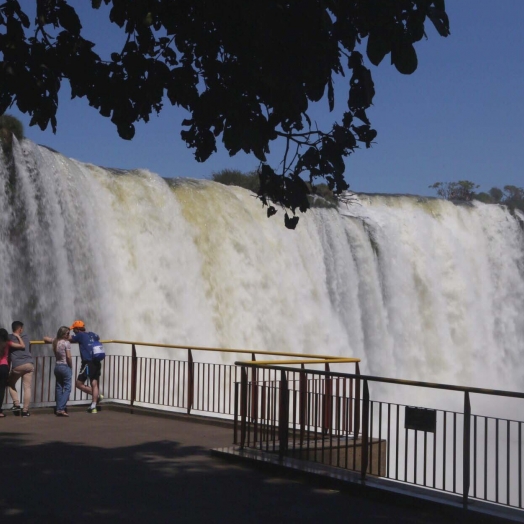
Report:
77,360,101,383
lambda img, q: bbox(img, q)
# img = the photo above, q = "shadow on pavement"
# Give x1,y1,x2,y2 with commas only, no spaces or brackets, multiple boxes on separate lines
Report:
0,413,509,524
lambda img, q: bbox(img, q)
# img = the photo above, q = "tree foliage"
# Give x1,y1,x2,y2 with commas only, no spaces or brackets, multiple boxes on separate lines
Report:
429,180,479,201
430,180,524,213
211,168,260,193
0,113,24,151
0,0,450,227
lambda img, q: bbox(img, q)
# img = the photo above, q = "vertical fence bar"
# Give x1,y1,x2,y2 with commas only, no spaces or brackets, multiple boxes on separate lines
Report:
361,379,370,480
496,419,500,503
519,422,522,509
130,344,137,412
354,364,361,439
278,370,289,458
473,415,477,498
187,349,194,415
240,366,248,449
507,420,511,506
250,355,258,444
323,363,332,435
233,382,239,445
299,366,307,445
463,391,471,509
484,417,488,500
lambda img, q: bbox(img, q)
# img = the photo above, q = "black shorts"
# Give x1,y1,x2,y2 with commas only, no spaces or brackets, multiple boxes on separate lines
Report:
77,360,102,383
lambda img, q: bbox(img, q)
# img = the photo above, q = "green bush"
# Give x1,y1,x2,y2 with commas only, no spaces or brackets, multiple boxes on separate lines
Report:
0,114,24,142
473,192,493,204
211,168,260,192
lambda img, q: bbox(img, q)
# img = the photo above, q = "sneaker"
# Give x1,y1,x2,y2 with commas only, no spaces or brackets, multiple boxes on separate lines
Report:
21,410,30,417
10,405,21,415
87,407,98,414
97,394,104,404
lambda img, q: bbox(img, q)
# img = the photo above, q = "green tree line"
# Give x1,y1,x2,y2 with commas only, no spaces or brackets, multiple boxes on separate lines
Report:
429,181,524,213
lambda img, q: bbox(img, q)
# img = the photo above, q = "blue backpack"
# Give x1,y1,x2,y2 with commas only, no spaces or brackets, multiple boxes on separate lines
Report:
91,342,106,361
87,332,105,361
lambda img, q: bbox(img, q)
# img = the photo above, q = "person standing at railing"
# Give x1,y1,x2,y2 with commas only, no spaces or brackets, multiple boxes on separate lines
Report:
69,320,103,414
7,321,34,417
0,328,25,418
44,326,73,417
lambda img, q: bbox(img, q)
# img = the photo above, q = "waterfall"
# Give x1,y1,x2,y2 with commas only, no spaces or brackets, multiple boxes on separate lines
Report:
1,139,523,392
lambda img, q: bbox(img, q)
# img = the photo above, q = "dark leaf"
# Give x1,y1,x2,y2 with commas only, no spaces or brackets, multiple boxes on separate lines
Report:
284,213,299,230
366,31,390,66
57,4,82,36
391,42,418,75
327,77,334,112
428,7,451,37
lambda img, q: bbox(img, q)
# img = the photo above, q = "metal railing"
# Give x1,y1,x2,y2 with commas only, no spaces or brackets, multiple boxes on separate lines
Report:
5,339,522,513
234,362,524,512
2,340,359,418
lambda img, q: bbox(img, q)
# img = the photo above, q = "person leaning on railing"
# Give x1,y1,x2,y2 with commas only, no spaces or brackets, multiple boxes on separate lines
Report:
7,321,33,417
0,328,25,418
69,320,103,414
44,326,73,417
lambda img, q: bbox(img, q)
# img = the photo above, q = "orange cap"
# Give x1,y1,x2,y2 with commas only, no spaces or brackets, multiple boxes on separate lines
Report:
70,320,85,330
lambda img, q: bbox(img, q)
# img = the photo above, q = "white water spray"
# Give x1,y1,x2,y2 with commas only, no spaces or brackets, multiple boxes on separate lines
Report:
1,140,523,392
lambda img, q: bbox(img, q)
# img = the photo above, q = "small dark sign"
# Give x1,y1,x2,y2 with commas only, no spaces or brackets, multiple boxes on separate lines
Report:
405,406,437,433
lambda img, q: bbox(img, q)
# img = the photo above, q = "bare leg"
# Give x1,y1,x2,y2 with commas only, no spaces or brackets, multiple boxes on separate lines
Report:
76,379,92,395
91,379,99,404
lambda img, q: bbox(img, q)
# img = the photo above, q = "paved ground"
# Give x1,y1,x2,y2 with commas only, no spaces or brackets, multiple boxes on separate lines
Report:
0,407,512,523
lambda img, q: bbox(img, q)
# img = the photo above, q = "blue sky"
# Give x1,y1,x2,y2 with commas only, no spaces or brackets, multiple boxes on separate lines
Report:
7,1,524,196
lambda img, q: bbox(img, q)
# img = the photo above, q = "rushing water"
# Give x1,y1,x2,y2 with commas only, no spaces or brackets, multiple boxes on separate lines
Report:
1,138,523,393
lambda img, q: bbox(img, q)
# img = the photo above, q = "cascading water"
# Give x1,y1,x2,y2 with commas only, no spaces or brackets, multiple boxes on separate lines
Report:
1,139,523,394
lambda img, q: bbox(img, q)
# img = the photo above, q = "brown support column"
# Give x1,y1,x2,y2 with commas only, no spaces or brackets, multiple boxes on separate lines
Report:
299,364,307,444
250,354,258,444
278,369,289,457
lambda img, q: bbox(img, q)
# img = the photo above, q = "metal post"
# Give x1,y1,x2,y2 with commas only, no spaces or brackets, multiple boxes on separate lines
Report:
187,349,194,415
361,379,370,481
279,370,289,457
233,382,239,445
463,391,471,510
130,344,137,413
354,362,361,439
323,363,332,435
250,354,258,444
299,365,307,443
240,367,248,449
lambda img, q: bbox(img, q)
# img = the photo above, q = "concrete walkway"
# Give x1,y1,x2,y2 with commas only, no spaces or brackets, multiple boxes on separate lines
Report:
0,407,512,523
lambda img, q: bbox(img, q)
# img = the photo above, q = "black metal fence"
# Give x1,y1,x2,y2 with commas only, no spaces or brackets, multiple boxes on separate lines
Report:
234,363,524,512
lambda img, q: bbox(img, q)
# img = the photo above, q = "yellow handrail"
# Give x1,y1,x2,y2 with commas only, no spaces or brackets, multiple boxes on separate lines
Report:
238,358,360,366
30,339,360,363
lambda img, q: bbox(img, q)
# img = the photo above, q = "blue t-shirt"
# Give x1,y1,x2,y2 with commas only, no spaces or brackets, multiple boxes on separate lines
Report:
71,331,100,362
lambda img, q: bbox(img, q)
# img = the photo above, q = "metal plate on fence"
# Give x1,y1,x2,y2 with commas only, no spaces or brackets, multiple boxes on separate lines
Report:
405,406,437,433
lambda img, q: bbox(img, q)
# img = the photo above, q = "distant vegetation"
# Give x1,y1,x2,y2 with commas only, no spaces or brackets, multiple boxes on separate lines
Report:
0,114,24,152
211,169,339,208
430,180,524,213
211,169,260,193
0,114,24,140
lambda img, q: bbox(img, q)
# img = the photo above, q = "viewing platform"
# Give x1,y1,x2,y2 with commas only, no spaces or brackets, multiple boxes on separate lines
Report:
2,340,522,522
0,404,515,523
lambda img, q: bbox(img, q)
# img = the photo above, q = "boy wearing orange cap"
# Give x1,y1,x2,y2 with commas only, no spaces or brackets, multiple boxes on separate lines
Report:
70,320,102,414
